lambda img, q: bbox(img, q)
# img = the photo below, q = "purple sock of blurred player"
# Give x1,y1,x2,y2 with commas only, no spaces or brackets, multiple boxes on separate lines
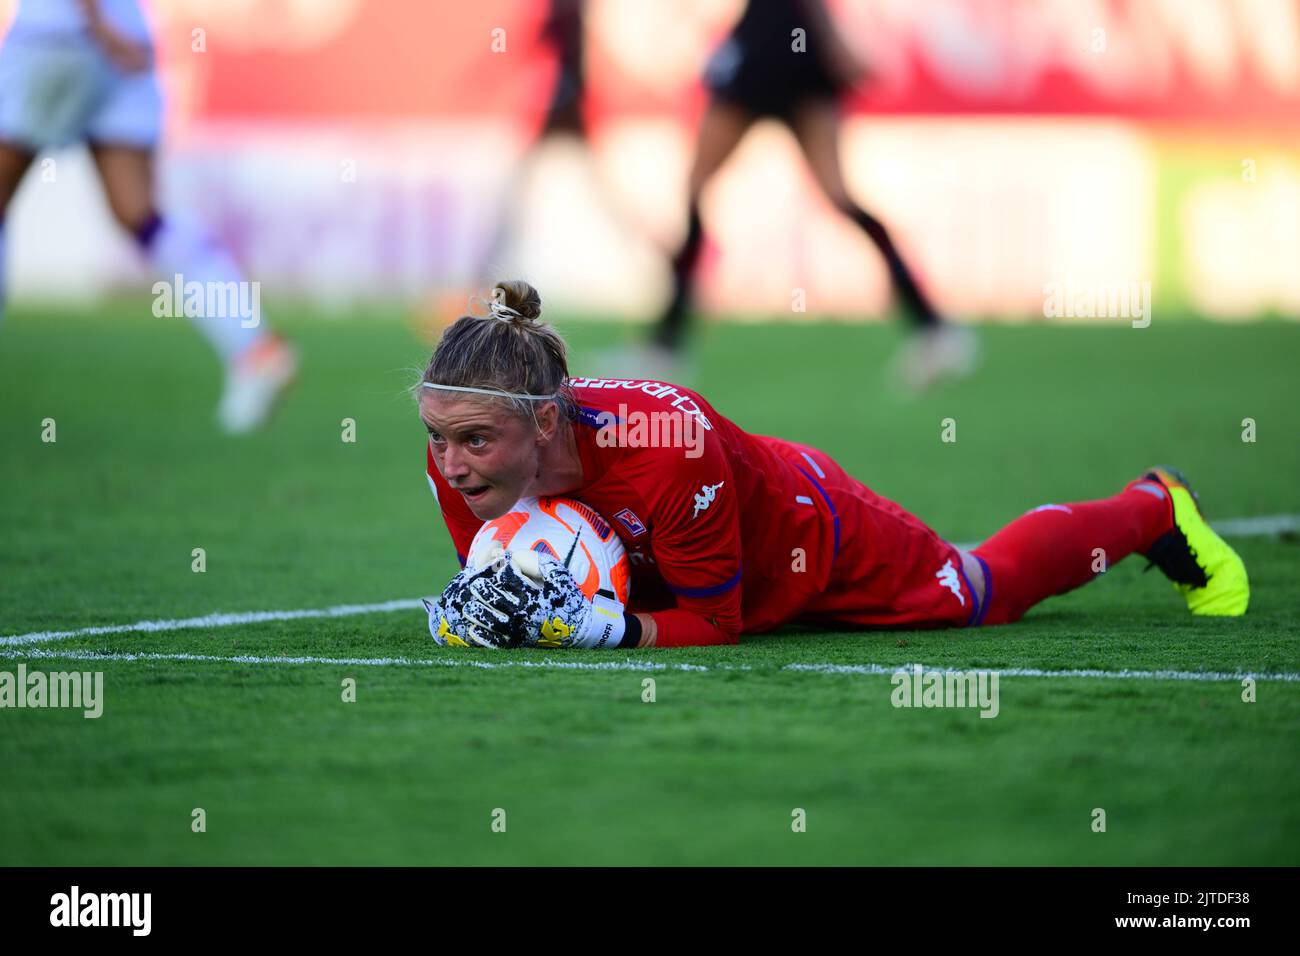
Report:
133,211,265,364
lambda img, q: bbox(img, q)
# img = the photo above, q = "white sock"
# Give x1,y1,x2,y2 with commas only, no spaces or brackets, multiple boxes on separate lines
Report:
143,214,267,365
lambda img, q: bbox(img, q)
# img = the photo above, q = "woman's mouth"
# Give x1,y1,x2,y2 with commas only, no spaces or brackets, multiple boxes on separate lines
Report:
458,484,491,502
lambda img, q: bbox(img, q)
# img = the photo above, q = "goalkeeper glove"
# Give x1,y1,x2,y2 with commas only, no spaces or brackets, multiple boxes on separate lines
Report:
422,564,516,648
466,549,628,649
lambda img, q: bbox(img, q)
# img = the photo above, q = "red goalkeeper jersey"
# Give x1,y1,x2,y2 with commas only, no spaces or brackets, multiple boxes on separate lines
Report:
425,378,979,647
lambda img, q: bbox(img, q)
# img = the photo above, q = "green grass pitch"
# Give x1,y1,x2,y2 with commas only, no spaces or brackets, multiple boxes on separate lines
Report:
1,302,1297,865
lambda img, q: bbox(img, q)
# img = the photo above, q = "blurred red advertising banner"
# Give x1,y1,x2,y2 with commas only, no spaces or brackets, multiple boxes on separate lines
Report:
104,0,1298,124
837,0,1300,121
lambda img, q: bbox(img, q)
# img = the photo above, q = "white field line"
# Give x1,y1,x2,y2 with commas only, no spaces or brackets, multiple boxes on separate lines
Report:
0,599,424,648
951,512,1300,551
2,648,1297,683
1,513,1296,655
1211,514,1300,537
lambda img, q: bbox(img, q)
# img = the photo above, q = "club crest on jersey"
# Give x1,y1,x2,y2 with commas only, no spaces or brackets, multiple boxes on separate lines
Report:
692,481,725,519
614,508,646,537
935,559,965,606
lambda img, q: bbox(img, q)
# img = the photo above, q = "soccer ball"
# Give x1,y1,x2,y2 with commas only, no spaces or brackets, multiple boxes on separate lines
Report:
466,496,632,604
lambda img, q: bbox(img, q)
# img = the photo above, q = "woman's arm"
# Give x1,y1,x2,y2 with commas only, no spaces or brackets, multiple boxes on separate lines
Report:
634,609,741,648
633,613,658,647
80,0,152,73
626,435,745,647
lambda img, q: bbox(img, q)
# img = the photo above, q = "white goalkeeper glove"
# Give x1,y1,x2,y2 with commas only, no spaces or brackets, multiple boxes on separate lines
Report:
465,549,628,649
422,563,515,648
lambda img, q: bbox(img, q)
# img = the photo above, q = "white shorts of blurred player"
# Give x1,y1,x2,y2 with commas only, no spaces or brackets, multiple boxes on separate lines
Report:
0,34,296,434
0,35,161,151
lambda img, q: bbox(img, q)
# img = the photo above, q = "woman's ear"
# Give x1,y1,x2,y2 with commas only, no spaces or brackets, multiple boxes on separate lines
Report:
534,401,560,445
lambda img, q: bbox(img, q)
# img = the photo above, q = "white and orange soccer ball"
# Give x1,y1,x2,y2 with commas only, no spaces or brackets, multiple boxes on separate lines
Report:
467,496,632,605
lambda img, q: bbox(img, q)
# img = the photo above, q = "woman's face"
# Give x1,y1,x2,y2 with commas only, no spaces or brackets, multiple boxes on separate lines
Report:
419,392,544,520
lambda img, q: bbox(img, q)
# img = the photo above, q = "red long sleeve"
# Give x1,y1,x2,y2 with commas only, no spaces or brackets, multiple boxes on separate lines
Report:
647,609,741,647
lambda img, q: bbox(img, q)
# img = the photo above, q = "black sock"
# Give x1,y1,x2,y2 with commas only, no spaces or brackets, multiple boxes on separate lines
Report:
653,203,703,350
841,203,941,330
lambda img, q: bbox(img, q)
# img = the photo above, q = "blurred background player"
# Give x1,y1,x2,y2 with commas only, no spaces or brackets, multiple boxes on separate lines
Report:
622,0,977,390
466,0,590,288
0,0,296,433
430,0,636,323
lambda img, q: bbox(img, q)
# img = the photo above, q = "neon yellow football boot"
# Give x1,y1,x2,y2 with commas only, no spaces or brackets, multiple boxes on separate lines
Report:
1140,466,1249,616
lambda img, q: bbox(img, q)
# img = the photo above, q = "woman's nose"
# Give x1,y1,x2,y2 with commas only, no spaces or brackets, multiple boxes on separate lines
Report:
441,444,470,479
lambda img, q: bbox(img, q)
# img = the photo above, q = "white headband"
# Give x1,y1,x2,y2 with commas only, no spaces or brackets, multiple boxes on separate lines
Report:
488,299,521,321
421,382,558,402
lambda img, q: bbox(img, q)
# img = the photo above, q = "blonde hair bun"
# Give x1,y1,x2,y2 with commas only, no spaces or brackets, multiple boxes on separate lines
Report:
490,280,542,322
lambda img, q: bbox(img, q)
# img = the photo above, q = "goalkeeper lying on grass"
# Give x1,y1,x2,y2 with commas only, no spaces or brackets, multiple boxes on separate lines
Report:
418,280,1249,649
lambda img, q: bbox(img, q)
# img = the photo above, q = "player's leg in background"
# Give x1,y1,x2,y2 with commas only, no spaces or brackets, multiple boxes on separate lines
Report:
469,30,586,294
428,1,629,340
0,141,37,323
791,100,940,329
650,99,753,353
91,143,256,361
90,143,296,433
790,101,977,393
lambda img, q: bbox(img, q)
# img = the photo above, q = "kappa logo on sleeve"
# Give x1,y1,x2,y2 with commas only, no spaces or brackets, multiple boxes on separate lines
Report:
692,481,725,519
